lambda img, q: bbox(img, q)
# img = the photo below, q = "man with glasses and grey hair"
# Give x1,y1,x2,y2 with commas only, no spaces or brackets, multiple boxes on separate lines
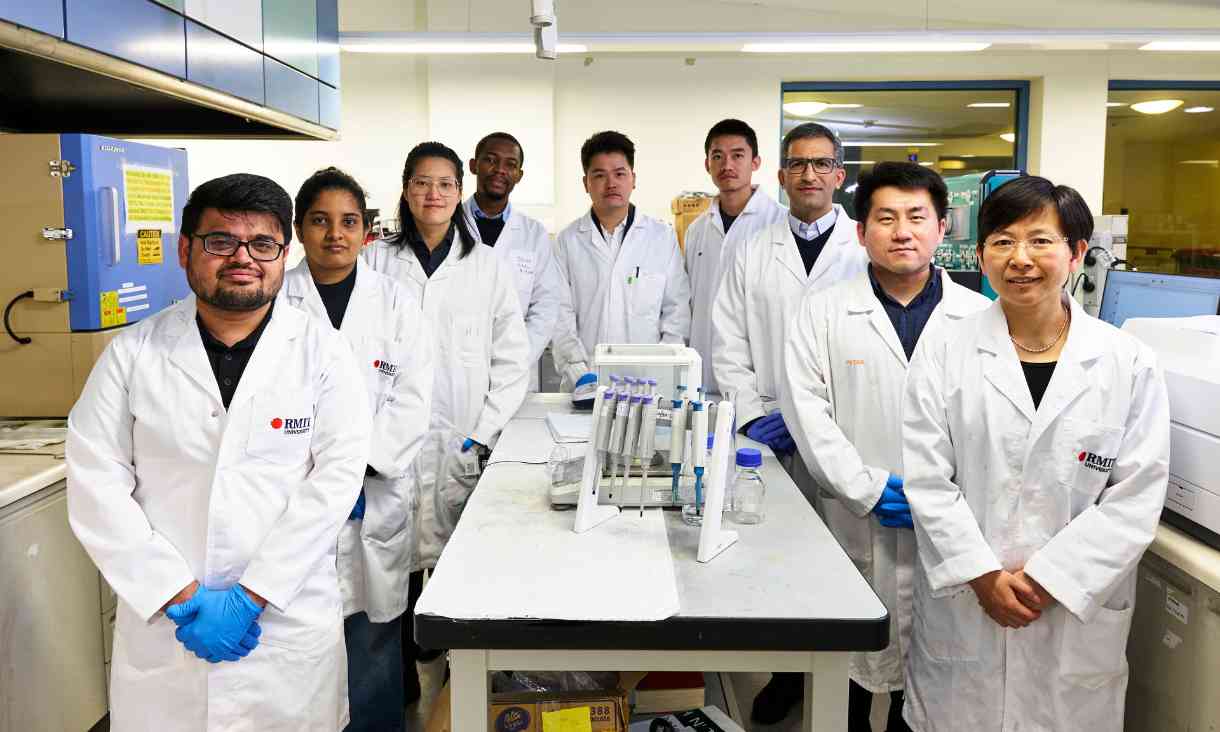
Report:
67,173,371,731
712,122,869,723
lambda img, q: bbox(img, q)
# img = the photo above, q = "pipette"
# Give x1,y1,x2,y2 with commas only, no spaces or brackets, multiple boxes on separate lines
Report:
606,387,631,499
636,392,659,517
590,385,615,489
690,401,708,515
619,394,642,505
668,385,689,504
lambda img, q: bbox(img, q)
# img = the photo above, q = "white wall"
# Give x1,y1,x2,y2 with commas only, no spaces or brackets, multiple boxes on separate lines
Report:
155,48,1220,237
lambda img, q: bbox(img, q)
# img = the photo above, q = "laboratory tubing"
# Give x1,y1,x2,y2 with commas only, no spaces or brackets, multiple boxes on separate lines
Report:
729,448,766,525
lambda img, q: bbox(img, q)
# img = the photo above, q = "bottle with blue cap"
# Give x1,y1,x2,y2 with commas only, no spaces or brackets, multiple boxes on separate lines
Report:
729,447,766,525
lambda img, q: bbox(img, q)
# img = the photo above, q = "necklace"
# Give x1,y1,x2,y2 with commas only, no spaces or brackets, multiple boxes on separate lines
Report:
1010,305,1070,353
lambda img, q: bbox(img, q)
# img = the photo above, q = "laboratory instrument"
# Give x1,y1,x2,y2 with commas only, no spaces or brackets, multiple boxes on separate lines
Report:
574,386,619,533
730,448,766,525
697,399,739,563
941,170,1024,298
591,343,703,407
1098,270,1220,328
0,133,190,417
669,385,689,504
1076,214,1129,316
1122,316,1220,549
635,392,660,516
690,402,708,516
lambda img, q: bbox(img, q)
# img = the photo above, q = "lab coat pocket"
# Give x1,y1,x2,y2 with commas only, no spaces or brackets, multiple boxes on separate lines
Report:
631,273,665,319
1060,603,1133,689
247,392,315,465
820,495,873,571
916,585,983,662
362,335,403,410
1062,419,1124,507
437,433,479,535
361,472,410,545
450,314,484,368
511,250,536,299
114,603,183,673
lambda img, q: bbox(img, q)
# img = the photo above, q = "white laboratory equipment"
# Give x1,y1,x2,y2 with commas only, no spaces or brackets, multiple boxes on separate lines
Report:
696,399,738,563
1122,315,1220,549
1076,214,1128,317
730,447,766,525
591,343,702,405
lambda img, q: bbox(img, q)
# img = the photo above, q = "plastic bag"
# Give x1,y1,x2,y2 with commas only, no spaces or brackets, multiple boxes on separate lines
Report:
490,670,620,694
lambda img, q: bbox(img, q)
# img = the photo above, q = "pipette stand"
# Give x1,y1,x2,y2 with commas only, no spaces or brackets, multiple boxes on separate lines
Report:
697,400,738,563
574,387,620,533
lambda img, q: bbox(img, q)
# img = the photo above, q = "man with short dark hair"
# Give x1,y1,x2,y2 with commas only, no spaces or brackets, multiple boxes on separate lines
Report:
464,132,562,391
714,122,869,723
553,130,691,394
67,173,371,731
781,162,990,731
684,119,785,394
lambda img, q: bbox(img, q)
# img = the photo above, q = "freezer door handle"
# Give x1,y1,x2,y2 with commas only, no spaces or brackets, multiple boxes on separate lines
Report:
101,187,122,266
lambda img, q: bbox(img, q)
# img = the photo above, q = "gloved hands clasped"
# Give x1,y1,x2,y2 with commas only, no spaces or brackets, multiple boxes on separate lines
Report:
571,372,599,407
166,585,264,663
873,474,913,529
744,412,795,455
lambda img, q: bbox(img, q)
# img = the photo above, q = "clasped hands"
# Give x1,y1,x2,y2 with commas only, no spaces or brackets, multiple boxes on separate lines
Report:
163,581,266,663
969,569,1057,629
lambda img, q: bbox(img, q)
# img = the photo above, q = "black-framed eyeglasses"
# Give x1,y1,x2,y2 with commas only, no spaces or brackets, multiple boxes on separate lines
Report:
783,156,839,174
193,233,285,262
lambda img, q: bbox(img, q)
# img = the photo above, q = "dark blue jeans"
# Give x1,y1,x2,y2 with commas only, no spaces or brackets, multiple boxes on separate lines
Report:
344,612,405,732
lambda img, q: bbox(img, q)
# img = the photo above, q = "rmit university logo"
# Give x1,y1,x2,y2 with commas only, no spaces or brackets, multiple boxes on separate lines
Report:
1078,450,1116,473
270,416,312,436
373,359,398,377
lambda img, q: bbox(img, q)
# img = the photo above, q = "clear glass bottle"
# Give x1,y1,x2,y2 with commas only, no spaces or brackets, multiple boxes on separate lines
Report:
729,448,765,525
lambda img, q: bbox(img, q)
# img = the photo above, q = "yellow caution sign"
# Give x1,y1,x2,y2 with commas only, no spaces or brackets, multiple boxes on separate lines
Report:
124,166,175,233
137,229,163,265
100,291,127,328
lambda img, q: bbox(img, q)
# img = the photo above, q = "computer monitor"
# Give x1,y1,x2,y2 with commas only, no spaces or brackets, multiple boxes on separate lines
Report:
1098,270,1220,327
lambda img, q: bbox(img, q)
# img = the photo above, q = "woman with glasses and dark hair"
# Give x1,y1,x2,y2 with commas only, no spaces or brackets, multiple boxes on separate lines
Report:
279,167,434,732
363,142,530,701
900,176,1170,731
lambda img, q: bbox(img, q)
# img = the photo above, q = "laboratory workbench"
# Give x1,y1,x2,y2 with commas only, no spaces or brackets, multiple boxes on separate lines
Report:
0,451,66,510
415,394,889,731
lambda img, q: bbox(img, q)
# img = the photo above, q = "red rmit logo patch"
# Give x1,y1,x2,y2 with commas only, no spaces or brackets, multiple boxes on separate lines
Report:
373,360,381,368
271,418,283,429
1078,451,1087,462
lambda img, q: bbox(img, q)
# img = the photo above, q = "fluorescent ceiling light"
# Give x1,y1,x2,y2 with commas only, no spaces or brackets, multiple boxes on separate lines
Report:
1141,41,1220,51
743,41,989,53
1106,102,1126,108
959,154,978,158
1178,159,1219,165
1131,99,1184,114
1185,106,1215,114
342,41,586,53
967,102,1010,108
999,133,1016,143
841,141,943,147
919,161,936,167
784,101,829,116
843,161,877,165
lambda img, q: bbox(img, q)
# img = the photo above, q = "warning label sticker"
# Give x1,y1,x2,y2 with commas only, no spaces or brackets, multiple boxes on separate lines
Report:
123,166,175,234
137,229,163,265
100,291,127,329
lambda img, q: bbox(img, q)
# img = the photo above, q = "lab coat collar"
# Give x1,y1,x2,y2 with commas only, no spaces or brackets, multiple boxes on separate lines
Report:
710,186,768,233
283,257,377,338
842,272,908,366
463,196,522,233
772,204,858,285
167,296,224,406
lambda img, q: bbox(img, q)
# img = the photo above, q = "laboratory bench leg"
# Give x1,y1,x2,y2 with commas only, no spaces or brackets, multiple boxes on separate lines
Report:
805,652,849,731
449,649,489,731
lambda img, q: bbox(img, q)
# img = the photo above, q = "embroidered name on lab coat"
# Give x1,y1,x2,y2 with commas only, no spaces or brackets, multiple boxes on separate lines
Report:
270,416,312,435
373,359,399,377
1078,450,1117,473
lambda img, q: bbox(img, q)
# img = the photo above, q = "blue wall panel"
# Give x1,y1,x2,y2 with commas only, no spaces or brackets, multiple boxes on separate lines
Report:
65,0,186,78
265,56,319,123
186,20,264,104
0,2,66,38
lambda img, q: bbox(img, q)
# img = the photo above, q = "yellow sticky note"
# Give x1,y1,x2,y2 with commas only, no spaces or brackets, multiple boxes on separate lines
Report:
541,707,592,732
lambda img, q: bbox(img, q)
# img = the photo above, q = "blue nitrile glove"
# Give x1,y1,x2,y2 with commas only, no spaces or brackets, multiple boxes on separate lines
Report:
745,412,796,454
349,489,366,520
873,474,914,529
572,372,599,406
461,437,476,452
166,586,264,663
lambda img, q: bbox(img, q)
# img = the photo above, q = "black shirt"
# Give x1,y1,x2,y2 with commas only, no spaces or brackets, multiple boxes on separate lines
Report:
720,209,739,233
1022,361,1057,409
474,216,507,246
868,265,944,360
197,301,274,409
314,266,357,330
405,223,456,277
792,226,834,275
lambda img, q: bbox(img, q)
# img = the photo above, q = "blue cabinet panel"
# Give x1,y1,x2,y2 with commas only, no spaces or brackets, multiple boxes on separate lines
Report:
265,56,318,124
65,0,186,78
319,82,339,130
316,0,338,87
186,21,263,104
262,0,317,78
0,2,66,38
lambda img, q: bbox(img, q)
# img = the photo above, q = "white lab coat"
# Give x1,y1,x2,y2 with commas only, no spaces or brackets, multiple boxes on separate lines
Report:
66,297,371,732
684,188,786,394
363,237,530,569
463,197,562,391
551,208,692,387
901,295,1170,732
712,204,867,428
280,258,434,621
780,270,990,693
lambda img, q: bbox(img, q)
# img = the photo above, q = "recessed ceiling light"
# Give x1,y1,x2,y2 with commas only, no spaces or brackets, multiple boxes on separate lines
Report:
1185,106,1215,114
1131,99,1185,115
840,141,943,147
1141,41,1220,51
1178,159,1219,166
1106,102,1126,108
743,41,989,53
919,161,936,167
827,103,863,108
783,101,829,117
999,133,1016,143
959,154,978,158
342,41,586,53
967,102,1011,108
842,161,877,165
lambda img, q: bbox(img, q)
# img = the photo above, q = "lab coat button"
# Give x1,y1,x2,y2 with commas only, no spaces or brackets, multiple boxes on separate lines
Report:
211,410,220,418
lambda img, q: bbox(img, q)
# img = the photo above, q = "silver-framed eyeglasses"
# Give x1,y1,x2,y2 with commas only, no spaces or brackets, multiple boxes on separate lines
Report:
984,236,1069,255
194,233,285,261
407,176,460,197
783,156,839,174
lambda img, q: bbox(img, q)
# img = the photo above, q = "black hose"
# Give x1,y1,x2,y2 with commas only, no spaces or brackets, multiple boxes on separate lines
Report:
4,290,33,345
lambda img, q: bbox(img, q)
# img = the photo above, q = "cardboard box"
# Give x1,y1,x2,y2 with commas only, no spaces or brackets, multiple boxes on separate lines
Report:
490,691,630,732
671,194,713,253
